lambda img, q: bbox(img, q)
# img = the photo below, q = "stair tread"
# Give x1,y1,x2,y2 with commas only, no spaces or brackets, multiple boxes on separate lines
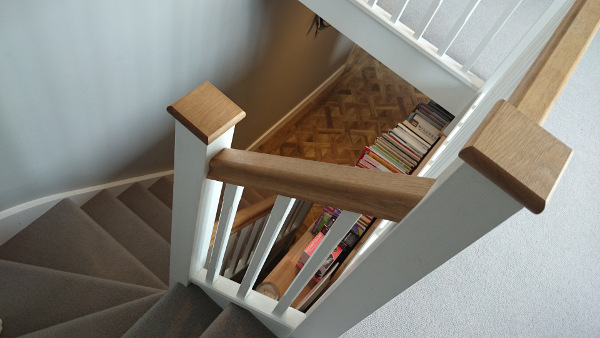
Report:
148,176,174,209
118,183,172,242
0,259,163,337
22,292,164,338
82,189,170,284
0,199,167,289
241,188,276,206
200,303,276,338
123,283,222,337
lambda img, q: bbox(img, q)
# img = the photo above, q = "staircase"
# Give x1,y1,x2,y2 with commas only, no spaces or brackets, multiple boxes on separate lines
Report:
0,177,275,337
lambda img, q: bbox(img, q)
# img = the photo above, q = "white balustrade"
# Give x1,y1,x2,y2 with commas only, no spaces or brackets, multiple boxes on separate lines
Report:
414,0,443,40
390,0,409,23
461,0,523,72
437,0,482,56
237,196,296,298
207,183,244,283
239,217,267,268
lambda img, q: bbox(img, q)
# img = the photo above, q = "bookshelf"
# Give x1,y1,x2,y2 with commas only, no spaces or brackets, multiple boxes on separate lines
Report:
260,101,454,310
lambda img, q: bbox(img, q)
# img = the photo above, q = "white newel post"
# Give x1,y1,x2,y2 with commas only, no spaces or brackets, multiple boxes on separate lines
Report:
167,82,246,287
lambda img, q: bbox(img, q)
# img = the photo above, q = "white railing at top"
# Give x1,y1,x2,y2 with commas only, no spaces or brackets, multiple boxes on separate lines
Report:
351,0,525,88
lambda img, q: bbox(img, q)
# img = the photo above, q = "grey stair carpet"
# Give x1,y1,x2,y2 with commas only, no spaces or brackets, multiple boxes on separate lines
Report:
82,190,170,284
0,199,166,289
0,177,278,337
0,259,164,337
119,183,172,242
22,292,165,338
200,303,276,338
148,176,174,209
123,283,222,338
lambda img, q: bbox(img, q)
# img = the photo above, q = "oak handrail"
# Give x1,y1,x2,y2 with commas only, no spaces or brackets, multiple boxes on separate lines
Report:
209,195,277,246
459,0,600,213
207,149,435,222
508,0,600,126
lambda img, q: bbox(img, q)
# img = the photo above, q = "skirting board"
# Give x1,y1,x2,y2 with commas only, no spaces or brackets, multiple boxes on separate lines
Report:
0,170,174,245
245,65,347,151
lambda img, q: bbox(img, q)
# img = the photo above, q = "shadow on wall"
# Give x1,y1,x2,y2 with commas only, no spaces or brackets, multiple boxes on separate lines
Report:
112,126,175,182
213,0,354,149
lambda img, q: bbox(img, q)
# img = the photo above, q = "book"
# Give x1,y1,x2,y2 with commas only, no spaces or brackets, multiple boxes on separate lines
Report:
417,103,449,127
365,147,408,174
402,120,435,145
381,133,422,161
428,100,454,121
395,123,431,150
374,138,417,169
391,126,429,154
296,262,339,312
371,144,411,173
408,114,441,142
415,108,444,130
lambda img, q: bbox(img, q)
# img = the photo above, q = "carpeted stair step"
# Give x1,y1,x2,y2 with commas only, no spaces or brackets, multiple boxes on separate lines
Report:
22,292,164,338
118,183,172,242
148,176,174,209
0,199,166,289
123,283,222,337
200,303,276,338
0,259,164,337
82,190,171,284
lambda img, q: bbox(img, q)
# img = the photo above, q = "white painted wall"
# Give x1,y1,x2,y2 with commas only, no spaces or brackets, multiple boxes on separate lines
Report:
0,0,354,212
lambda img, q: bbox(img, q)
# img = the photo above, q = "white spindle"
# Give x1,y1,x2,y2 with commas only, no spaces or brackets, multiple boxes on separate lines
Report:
413,0,443,40
427,0,571,177
437,0,482,56
221,232,239,275
390,0,409,24
279,203,299,240
227,225,251,277
273,210,362,316
237,196,296,298
367,0,377,8
169,123,233,287
239,217,267,267
461,0,523,72
206,183,244,284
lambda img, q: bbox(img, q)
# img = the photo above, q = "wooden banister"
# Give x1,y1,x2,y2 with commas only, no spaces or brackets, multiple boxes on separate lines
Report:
508,0,600,126
207,149,435,222
209,195,277,246
167,82,246,145
459,0,599,213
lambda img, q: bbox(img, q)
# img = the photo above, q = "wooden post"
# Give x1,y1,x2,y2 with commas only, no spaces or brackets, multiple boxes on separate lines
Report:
168,82,245,287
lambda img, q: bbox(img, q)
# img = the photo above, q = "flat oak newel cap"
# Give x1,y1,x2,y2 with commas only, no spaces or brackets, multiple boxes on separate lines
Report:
167,82,246,145
459,100,573,214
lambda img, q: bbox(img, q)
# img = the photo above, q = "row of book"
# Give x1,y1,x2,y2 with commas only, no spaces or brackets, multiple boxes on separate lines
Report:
295,101,454,310
357,100,453,175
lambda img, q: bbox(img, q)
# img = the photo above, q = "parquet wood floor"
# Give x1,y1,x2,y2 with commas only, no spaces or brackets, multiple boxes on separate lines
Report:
256,45,429,166
253,46,430,239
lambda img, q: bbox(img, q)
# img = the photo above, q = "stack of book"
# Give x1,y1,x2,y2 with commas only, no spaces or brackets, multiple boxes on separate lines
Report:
297,101,454,300
357,100,453,175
